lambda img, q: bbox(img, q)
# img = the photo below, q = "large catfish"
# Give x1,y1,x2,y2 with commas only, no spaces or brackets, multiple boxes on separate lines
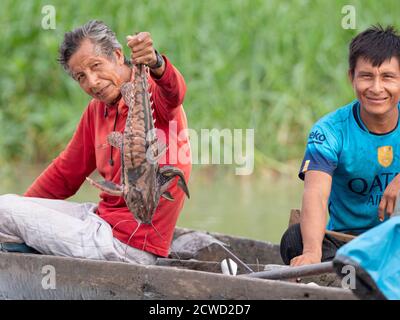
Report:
86,64,190,228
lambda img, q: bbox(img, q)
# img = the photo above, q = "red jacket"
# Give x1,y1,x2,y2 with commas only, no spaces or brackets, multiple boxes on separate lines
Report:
25,56,191,257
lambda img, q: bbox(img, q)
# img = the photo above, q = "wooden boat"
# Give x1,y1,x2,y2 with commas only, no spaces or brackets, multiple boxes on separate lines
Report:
0,227,356,300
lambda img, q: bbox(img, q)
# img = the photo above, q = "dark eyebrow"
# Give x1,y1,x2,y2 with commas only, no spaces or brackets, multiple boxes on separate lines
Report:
357,71,373,76
358,71,374,77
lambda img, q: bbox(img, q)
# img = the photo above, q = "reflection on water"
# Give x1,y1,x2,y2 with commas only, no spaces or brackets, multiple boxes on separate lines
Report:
0,164,303,243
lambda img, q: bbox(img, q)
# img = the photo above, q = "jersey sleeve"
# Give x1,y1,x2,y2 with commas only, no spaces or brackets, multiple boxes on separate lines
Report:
298,122,341,180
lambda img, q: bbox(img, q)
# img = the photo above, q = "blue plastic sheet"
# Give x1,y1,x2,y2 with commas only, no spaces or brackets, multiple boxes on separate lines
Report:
335,216,400,300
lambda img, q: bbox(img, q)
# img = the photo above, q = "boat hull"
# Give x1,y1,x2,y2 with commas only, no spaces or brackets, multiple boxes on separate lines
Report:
0,252,355,300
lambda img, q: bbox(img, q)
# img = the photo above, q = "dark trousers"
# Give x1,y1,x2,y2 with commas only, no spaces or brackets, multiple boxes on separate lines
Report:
280,223,346,265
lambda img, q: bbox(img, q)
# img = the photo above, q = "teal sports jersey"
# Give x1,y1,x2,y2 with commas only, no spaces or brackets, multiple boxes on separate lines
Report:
299,100,400,233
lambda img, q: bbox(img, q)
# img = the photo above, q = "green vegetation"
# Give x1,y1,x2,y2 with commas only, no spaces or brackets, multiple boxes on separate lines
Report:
1,0,398,170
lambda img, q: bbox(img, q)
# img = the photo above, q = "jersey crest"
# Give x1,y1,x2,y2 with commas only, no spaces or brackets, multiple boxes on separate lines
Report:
378,146,393,168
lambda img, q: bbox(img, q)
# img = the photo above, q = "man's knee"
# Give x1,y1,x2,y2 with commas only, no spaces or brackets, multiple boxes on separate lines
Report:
280,223,303,265
0,194,20,213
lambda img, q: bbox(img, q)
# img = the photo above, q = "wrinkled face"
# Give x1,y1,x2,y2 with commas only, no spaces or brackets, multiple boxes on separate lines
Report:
68,39,130,104
350,57,400,117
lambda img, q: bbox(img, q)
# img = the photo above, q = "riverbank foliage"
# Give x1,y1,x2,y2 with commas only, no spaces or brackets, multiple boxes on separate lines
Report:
1,0,398,171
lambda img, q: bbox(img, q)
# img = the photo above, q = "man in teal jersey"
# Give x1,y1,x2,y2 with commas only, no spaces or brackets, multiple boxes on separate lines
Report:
280,25,400,266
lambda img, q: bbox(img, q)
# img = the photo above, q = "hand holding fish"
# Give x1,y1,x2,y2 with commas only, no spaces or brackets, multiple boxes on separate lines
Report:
126,32,165,76
86,54,189,249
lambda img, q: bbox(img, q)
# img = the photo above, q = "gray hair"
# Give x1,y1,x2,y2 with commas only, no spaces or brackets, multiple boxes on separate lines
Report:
58,20,130,76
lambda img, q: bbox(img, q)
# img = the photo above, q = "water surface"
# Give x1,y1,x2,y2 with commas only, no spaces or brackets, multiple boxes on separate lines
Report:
0,164,303,244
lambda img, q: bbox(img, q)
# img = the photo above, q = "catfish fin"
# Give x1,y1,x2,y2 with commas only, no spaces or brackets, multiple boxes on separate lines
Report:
177,178,190,199
159,166,190,199
86,177,123,196
161,191,175,201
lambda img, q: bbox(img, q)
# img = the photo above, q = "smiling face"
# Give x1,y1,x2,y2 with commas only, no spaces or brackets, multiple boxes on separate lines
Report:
68,39,130,104
350,57,400,118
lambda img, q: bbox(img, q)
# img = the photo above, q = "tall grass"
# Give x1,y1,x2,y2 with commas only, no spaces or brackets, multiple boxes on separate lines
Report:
0,0,399,170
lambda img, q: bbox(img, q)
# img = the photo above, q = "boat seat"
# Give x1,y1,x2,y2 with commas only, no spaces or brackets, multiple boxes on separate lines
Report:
0,242,40,254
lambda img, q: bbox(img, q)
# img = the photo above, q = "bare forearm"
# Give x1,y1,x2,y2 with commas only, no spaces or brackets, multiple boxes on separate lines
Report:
300,188,327,259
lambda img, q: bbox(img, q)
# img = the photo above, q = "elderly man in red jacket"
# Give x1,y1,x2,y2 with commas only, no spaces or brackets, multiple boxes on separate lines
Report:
0,20,191,264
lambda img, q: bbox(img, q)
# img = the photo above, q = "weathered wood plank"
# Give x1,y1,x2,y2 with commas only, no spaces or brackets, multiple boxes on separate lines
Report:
0,252,356,300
